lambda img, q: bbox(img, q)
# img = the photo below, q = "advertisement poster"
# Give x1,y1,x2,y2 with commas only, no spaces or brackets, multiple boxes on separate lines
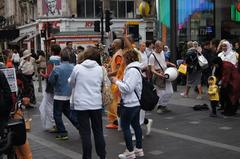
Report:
42,0,62,17
1,68,17,92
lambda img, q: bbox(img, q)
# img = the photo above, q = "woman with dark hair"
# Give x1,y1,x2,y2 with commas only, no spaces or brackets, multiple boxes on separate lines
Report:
111,49,144,159
69,46,106,159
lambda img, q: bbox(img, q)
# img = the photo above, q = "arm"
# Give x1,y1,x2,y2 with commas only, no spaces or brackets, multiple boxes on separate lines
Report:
48,67,58,86
208,86,217,95
166,61,176,67
115,69,140,94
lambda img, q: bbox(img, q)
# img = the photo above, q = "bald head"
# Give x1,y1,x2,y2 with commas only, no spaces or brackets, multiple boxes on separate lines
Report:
112,39,122,50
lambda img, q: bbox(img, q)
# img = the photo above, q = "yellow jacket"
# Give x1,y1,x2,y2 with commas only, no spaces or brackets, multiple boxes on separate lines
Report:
208,76,219,101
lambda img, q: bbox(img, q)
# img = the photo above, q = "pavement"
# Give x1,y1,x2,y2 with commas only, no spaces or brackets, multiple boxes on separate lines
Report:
24,81,240,159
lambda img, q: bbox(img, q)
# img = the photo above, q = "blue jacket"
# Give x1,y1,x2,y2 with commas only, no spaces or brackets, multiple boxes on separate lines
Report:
48,62,74,97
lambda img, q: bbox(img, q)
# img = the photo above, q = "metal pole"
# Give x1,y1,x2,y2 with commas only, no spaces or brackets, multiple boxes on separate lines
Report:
170,0,177,91
101,7,104,44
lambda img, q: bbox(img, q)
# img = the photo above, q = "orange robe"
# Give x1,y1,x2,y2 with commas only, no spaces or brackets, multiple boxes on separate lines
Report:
107,49,123,123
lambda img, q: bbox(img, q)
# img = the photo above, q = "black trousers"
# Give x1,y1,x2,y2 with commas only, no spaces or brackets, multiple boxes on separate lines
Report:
210,101,218,115
76,109,106,159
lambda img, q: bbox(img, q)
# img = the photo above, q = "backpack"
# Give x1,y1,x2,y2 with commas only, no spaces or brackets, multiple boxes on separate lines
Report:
185,49,200,73
131,67,159,111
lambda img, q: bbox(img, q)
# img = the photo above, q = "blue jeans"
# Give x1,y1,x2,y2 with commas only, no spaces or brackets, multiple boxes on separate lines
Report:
120,106,142,152
76,109,106,159
53,100,79,134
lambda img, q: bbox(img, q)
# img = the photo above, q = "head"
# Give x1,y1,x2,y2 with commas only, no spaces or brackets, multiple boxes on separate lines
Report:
210,39,220,52
154,40,164,53
112,39,122,51
66,41,73,49
123,49,139,65
217,39,227,52
77,45,84,53
60,48,70,62
187,41,193,49
47,0,57,14
163,45,169,52
235,42,239,49
221,41,231,53
22,50,32,61
193,41,199,48
146,40,153,49
51,44,61,56
83,46,101,65
208,76,217,86
139,42,146,53
203,41,210,49
37,50,45,57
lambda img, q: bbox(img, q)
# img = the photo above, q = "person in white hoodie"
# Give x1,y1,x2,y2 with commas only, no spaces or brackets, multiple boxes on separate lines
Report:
111,49,144,159
68,46,106,159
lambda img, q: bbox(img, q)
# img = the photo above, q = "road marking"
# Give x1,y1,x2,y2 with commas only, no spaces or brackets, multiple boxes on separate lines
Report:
151,128,240,153
219,126,232,130
164,116,175,120
28,133,82,159
189,121,200,124
149,150,164,155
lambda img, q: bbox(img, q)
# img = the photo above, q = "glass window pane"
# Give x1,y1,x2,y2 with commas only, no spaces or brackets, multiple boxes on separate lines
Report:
118,1,126,18
86,0,94,18
95,0,102,18
77,0,85,18
110,0,117,18
127,1,134,18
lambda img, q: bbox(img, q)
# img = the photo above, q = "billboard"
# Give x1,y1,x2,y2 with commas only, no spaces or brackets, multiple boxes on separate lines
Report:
42,0,62,17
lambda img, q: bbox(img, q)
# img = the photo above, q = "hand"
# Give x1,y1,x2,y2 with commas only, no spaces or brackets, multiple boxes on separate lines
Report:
110,77,117,84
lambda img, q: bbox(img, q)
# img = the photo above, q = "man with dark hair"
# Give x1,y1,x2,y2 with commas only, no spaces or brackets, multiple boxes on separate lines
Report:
65,41,77,65
48,49,79,140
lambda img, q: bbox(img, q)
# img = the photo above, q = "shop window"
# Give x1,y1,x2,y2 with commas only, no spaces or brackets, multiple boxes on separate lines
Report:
95,0,102,17
110,1,117,18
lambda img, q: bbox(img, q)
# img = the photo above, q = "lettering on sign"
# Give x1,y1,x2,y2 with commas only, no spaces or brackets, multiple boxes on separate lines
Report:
85,21,94,28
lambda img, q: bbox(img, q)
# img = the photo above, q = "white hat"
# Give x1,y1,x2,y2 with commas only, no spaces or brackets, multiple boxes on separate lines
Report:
22,50,32,59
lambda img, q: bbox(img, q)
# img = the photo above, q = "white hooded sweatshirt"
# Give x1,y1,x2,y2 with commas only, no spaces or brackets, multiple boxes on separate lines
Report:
69,60,103,111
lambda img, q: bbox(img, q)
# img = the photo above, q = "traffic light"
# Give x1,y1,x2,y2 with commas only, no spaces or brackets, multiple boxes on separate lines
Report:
94,21,100,32
40,30,46,38
105,10,113,32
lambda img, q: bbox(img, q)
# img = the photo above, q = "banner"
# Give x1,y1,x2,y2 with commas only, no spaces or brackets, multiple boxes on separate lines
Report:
1,68,17,92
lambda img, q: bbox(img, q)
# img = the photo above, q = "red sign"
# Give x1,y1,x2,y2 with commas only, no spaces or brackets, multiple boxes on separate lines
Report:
237,2,240,12
85,21,94,28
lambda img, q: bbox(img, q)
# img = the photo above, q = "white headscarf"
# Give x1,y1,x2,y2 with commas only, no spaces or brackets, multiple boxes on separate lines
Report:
218,40,238,65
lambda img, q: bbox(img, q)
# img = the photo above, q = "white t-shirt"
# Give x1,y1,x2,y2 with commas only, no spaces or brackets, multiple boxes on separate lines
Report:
12,53,20,63
148,51,167,71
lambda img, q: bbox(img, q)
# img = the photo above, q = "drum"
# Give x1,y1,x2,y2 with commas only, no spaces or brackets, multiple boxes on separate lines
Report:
164,67,178,82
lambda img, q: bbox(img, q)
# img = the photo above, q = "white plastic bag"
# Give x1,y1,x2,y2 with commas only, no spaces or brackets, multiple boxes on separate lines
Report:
198,54,208,69
39,92,55,129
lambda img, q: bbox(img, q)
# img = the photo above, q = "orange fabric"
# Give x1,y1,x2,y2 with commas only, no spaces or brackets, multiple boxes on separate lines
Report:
5,58,13,68
15,140,32,159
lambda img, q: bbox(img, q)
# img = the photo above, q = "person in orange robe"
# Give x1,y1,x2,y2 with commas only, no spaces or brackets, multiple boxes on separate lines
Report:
106,39,123,129
106,31,136,129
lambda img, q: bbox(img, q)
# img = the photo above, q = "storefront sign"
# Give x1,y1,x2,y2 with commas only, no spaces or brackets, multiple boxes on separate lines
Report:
85,21,94,28
1,68,17,92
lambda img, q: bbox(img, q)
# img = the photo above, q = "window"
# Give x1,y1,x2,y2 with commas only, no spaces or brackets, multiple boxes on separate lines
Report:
77,0,85,18
127,1,134,18
110,0,135,18
110,1,117,18
86,0,94,18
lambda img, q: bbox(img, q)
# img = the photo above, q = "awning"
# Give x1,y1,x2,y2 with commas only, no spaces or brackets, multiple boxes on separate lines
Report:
24,32,39,41
9,33,28,45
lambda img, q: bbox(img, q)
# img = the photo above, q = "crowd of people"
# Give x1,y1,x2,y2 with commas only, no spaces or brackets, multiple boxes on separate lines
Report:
0,33,240,159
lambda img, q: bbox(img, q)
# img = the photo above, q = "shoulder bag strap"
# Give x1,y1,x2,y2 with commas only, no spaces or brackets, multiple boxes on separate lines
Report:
151,53,164,71
128,66,142,102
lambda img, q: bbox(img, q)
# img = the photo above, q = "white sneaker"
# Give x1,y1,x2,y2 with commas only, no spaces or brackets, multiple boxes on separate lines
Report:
146,119,153,136
118,149,136,159
134,148,144,157
180,92,189,98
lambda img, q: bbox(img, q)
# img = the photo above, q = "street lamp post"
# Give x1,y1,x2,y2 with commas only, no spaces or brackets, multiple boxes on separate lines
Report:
170,0,177,91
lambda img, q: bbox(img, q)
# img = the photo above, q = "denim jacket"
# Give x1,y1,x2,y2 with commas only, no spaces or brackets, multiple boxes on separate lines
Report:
48,62,74,97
